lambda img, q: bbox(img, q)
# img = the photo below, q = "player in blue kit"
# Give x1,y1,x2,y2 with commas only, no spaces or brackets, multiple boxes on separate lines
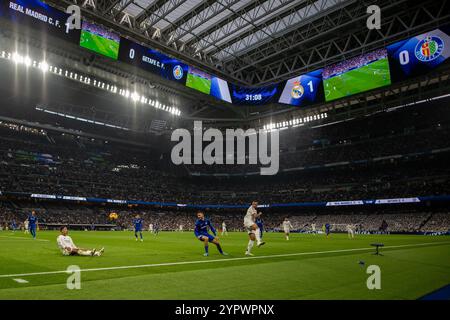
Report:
11,219,17,232
28,211,38,239
133,215,144,241
194,212,228,257
325,223,331,238
256,217,264,239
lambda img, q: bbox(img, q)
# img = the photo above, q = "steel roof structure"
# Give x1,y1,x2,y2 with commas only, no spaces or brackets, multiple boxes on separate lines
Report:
48,0,449,86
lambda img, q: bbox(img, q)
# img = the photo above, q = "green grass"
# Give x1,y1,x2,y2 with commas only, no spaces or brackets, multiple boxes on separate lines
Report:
186,73,212,94
0,231,449,300
324,58,391,102
79,31,120,60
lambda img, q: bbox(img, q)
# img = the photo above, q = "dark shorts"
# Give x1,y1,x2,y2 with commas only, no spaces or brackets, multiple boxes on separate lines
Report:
195,233,215,242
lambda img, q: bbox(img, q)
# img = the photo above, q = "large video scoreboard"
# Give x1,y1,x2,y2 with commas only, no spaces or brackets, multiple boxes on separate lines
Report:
1,0,449,107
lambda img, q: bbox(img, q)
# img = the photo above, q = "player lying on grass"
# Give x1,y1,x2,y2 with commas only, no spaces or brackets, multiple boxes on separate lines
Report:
194,212,228,257
244,201,266,256
57,226,104,256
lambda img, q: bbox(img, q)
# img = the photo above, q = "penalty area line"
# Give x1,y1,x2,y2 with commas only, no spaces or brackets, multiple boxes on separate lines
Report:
0,241,448,279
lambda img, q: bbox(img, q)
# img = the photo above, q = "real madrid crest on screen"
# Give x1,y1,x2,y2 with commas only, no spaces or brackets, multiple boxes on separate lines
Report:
291,81,305,99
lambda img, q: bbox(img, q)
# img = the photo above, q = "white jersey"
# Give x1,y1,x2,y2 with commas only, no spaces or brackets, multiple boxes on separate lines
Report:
311,224,316,231
149,224,154,231
283,221,293,232
244,206,257,227
347,224,354,232
24,221,29,229
57,235,76,253
222,223,226,230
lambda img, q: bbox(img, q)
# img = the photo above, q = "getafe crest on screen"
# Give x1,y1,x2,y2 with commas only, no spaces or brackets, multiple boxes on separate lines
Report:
415,36,445,62
173,65,184,80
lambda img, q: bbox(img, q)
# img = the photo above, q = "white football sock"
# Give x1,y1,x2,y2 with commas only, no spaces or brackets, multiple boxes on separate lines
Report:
255,228,262,243
77,250,92,256
247,240,254,253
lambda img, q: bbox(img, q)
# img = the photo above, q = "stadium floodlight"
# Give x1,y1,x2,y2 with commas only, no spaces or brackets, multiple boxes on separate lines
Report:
39,61,49,73
12,52,23,64
24,55,32,67
131,92,140,102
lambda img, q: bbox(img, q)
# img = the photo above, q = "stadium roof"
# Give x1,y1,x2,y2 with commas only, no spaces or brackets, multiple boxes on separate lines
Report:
49,0,449,86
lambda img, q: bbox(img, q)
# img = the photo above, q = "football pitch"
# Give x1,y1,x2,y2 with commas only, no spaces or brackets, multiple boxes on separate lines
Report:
324,58,391,101
186,74,212,94
0,231,449,300
79,31,120,60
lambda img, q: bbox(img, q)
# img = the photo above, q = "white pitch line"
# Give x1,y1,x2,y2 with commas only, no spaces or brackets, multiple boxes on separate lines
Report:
0,241,448,279
0,236,49,242
13,278,29,284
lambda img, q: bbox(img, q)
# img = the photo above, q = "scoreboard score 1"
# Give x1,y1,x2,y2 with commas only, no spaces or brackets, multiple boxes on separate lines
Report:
0,0,81,44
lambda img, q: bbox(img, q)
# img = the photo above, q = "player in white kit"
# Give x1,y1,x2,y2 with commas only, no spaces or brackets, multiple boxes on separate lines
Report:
244,201,265,256
179,224,184,232
23,219,29,234
283,218,294,240
347,224,355,239
149,223,154,233
221,222,228,236
57,226,104,256
311,223,316,235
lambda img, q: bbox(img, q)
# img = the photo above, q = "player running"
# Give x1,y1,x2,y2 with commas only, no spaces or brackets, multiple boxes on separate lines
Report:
325,223,331,238
194,211,227,257
244,201,265,256
28,211,38,239
347,224,355,239
23,219,29,234
311,223,316,235
221,221,228,236
133,214,144,241
57,226,104,256
256,216,264,239
283,218,294,240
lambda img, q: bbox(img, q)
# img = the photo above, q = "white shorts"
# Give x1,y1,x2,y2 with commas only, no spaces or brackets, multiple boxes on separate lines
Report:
244,219,255,229
284,229,290,234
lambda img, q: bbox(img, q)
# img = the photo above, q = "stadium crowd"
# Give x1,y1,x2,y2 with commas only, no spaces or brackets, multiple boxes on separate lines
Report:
0,100,449,234
1,202,449,234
